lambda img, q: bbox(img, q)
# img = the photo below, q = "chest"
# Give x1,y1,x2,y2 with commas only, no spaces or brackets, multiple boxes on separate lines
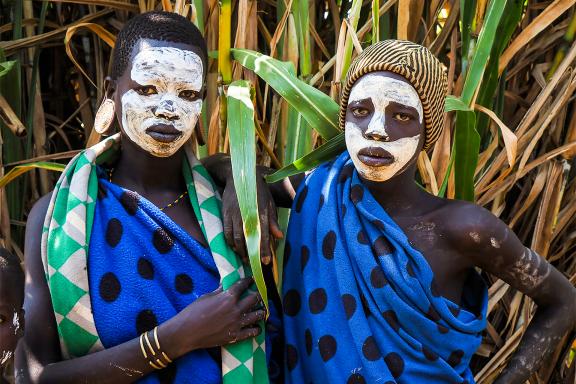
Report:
392,215,472,304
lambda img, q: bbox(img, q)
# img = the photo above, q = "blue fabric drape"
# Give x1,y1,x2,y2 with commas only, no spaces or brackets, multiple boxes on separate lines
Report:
283,152,487,384
89,174,221,384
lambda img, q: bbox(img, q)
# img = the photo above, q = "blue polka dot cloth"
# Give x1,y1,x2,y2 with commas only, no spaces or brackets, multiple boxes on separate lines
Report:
89,172,221,384
283,152,488,384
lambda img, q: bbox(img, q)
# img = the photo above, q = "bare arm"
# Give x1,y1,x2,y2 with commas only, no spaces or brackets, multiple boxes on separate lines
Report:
450,204,576,384
16,194,264,384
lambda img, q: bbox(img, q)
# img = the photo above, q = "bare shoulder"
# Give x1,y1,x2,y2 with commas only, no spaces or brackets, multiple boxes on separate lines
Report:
24,192,53,281
433,198,515,253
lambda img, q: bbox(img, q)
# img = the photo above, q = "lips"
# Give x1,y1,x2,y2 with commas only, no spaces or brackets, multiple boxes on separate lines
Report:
357,147,394,167
146,124,182,143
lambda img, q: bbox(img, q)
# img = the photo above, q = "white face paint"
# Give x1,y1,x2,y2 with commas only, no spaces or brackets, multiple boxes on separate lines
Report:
121,46,203,157
345,74,423,182
12,312,20,335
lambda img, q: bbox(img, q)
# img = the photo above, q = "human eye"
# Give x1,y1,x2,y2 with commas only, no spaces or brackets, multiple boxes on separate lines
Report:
179,90,199,101
393,112,412,121
136,85,157,96
352,107,370,118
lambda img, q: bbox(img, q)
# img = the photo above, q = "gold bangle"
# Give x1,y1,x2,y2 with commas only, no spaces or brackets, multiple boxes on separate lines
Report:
143,331,156,356
153,327,173,363
155,358,167,369
149,361,162,370
139,333,148,359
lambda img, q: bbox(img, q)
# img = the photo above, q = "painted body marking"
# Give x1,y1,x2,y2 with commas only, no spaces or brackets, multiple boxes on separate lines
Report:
345,74,423,182
121,46,203,157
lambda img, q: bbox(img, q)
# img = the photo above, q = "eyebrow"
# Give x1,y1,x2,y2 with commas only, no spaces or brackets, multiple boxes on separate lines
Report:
348,98,371,105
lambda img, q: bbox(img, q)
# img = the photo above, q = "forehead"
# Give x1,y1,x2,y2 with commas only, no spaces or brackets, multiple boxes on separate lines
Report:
348,72,419,105
129,41,204,89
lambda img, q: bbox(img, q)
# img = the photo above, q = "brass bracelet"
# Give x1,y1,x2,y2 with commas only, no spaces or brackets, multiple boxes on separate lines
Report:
153,326,173,363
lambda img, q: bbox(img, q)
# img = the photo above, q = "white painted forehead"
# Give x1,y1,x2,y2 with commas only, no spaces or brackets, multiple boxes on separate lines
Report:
348,73,421,110
131,46,204,90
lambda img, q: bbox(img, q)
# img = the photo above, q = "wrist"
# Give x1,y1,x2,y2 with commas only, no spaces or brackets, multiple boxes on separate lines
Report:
157,315,196,359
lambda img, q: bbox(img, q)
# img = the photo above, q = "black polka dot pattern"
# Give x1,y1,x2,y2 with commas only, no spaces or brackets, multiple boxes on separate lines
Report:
347,373,366,384
342,205,347,218
136,309,158,334
286,344,298,371
322,231,336,260
318,335,337,362
448,350,464,367
283,289,301,317
362,336,381,361
301,245,310,272
120,191,140,215
295,185,308,212
105,218,123,247
99,272,121,302
370,266,387,288
372,236,392,256
357,230,369,245
350,185,364,204
175,273,194,294
384,352,405,379
305,329,313,355
339,164,354,183
342,294,357,320
422,345,438,361
309,288,328,314
318,194,325,212
372,220,385,230
153,227,174,254
137,258,154,280
382,310,400,332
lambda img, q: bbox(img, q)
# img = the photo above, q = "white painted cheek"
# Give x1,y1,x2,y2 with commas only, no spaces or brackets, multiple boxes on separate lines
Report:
12,312,20,335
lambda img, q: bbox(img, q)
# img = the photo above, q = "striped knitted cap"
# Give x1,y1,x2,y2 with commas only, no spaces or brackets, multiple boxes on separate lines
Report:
339,40,448,151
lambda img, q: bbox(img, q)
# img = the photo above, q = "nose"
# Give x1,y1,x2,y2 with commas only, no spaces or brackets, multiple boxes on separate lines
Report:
364,113,389,141
153,98,179,121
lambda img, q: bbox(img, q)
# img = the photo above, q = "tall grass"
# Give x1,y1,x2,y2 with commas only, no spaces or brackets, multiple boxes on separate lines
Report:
1,0,575,381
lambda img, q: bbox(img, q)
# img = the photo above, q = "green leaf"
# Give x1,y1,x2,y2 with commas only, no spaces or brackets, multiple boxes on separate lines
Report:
445,95,471,112
0,162,65,188
460,0,508,105
460,0,477,73
453,110,479,201
293,0,312,77
226,80,268,313
231,48,341,140
265,133,345,183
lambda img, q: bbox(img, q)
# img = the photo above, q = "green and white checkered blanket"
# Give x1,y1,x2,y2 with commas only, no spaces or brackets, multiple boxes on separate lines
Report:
41,134,268,383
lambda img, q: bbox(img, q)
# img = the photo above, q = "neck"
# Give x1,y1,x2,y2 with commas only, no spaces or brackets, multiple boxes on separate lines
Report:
361,163,426,216
112,134,186,193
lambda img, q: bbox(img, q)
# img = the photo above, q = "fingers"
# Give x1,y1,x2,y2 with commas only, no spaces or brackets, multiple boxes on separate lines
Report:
232,214,248,264
239,309,266,327
234,326,262,342
260,210,271,265
238,290,262,313
268,200,283,240
227,277,253,298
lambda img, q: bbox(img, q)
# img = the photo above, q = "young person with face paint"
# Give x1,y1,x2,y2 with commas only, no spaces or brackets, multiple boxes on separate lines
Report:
210,40,576,383
17,12,282,384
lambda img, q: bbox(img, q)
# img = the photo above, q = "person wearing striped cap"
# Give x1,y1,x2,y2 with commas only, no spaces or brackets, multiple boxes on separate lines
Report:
217,39,576,383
